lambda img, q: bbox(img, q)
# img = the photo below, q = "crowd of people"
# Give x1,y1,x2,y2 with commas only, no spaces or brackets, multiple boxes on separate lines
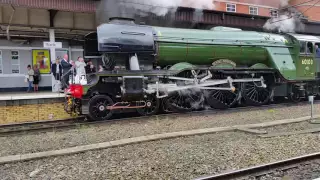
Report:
25,54,102,92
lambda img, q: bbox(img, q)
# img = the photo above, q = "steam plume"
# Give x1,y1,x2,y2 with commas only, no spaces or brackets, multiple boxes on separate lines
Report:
263,15,296,33
122,0,214,16
263,0,304,33
280,0,289,7
96,0,214,24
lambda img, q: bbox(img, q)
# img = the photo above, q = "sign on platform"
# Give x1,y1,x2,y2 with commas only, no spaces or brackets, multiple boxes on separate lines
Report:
43,41,62,48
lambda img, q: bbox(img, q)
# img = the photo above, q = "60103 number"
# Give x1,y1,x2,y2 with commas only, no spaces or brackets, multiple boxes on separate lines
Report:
301,59,313,65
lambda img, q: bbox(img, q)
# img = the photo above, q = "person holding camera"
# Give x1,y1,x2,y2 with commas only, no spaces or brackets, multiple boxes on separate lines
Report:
85,60,96,74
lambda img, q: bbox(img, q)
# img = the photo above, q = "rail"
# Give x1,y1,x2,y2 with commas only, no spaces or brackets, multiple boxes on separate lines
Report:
195,152,320,180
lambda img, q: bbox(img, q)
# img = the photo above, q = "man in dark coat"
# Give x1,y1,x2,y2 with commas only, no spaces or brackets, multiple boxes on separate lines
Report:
60,54,73,89
51,59,63,81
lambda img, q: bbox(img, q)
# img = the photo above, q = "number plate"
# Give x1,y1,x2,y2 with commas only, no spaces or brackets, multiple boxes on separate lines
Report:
301,58,313,65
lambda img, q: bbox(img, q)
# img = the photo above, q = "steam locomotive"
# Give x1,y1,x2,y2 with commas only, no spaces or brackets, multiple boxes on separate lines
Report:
65,17,320,121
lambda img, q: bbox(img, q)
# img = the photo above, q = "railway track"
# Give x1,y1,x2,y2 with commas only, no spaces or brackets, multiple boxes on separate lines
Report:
0,100,318,136
195,152,320,180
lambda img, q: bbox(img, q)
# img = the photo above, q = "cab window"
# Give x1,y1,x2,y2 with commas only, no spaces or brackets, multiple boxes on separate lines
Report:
315,42,320,58
299,41,306,53
307,42,314,54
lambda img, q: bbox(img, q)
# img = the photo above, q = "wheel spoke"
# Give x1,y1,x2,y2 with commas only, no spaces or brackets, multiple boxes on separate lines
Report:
249,89,256,100
212,91,220,98
247,86,256,95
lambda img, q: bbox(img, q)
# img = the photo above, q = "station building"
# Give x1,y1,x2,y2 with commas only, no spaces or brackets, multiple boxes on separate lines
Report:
0,0,98,92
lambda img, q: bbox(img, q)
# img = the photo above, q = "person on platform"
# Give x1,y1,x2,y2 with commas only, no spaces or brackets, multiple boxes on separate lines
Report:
75,57,86,76
315,45,320,58
98,65,104,72
74,57,87,84
85,60,96,74
26,65,34,92
51,58,62,81
60,54,73,89
33,64,40,92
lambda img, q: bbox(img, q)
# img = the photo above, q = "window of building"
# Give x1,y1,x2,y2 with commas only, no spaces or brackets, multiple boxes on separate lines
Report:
226,3,236,12
249,6,258,15
0,51,2,74
11,50,20,74
270,9,278,18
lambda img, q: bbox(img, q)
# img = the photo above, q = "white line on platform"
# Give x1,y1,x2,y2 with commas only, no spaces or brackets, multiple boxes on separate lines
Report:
0,93,65,100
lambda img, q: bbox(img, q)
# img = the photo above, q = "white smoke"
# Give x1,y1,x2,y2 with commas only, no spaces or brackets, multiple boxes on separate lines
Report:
262,0,305,33
122,0,215,16
280,0,289,7
263,15,296,33
176,88,205,110
96,0,215,24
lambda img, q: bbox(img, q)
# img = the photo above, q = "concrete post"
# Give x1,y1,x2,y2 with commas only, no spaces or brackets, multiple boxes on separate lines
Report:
49,29,58,92
309,95,314,119
68,46,72,61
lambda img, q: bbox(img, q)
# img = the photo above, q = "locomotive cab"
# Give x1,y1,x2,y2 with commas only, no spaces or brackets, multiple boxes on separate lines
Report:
315,41,320,77
289,34,320,78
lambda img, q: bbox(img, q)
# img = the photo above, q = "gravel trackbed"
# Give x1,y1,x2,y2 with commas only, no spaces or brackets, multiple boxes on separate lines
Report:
0,104,320,179
1,131,320,180
0,103,319,157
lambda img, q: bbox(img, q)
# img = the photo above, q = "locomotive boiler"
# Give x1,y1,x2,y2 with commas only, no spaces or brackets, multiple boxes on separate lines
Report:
65,17,320,121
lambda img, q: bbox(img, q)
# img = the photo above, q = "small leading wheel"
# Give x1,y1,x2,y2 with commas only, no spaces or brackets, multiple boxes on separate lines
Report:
88,95,114,121
242,81,271,106
289,86,303,103
289,92,301,103
136,94,160,116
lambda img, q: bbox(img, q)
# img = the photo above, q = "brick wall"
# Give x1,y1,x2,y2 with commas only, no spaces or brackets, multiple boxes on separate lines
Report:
213,0,278,17
235,0,281,7
289,0,320,22
0,98,72,124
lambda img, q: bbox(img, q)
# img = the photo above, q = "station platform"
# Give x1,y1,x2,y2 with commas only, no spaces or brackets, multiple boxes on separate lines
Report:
0,92,71,125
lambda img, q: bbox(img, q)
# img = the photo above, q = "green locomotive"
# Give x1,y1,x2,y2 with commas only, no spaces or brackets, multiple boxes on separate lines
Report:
65,17,320,121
